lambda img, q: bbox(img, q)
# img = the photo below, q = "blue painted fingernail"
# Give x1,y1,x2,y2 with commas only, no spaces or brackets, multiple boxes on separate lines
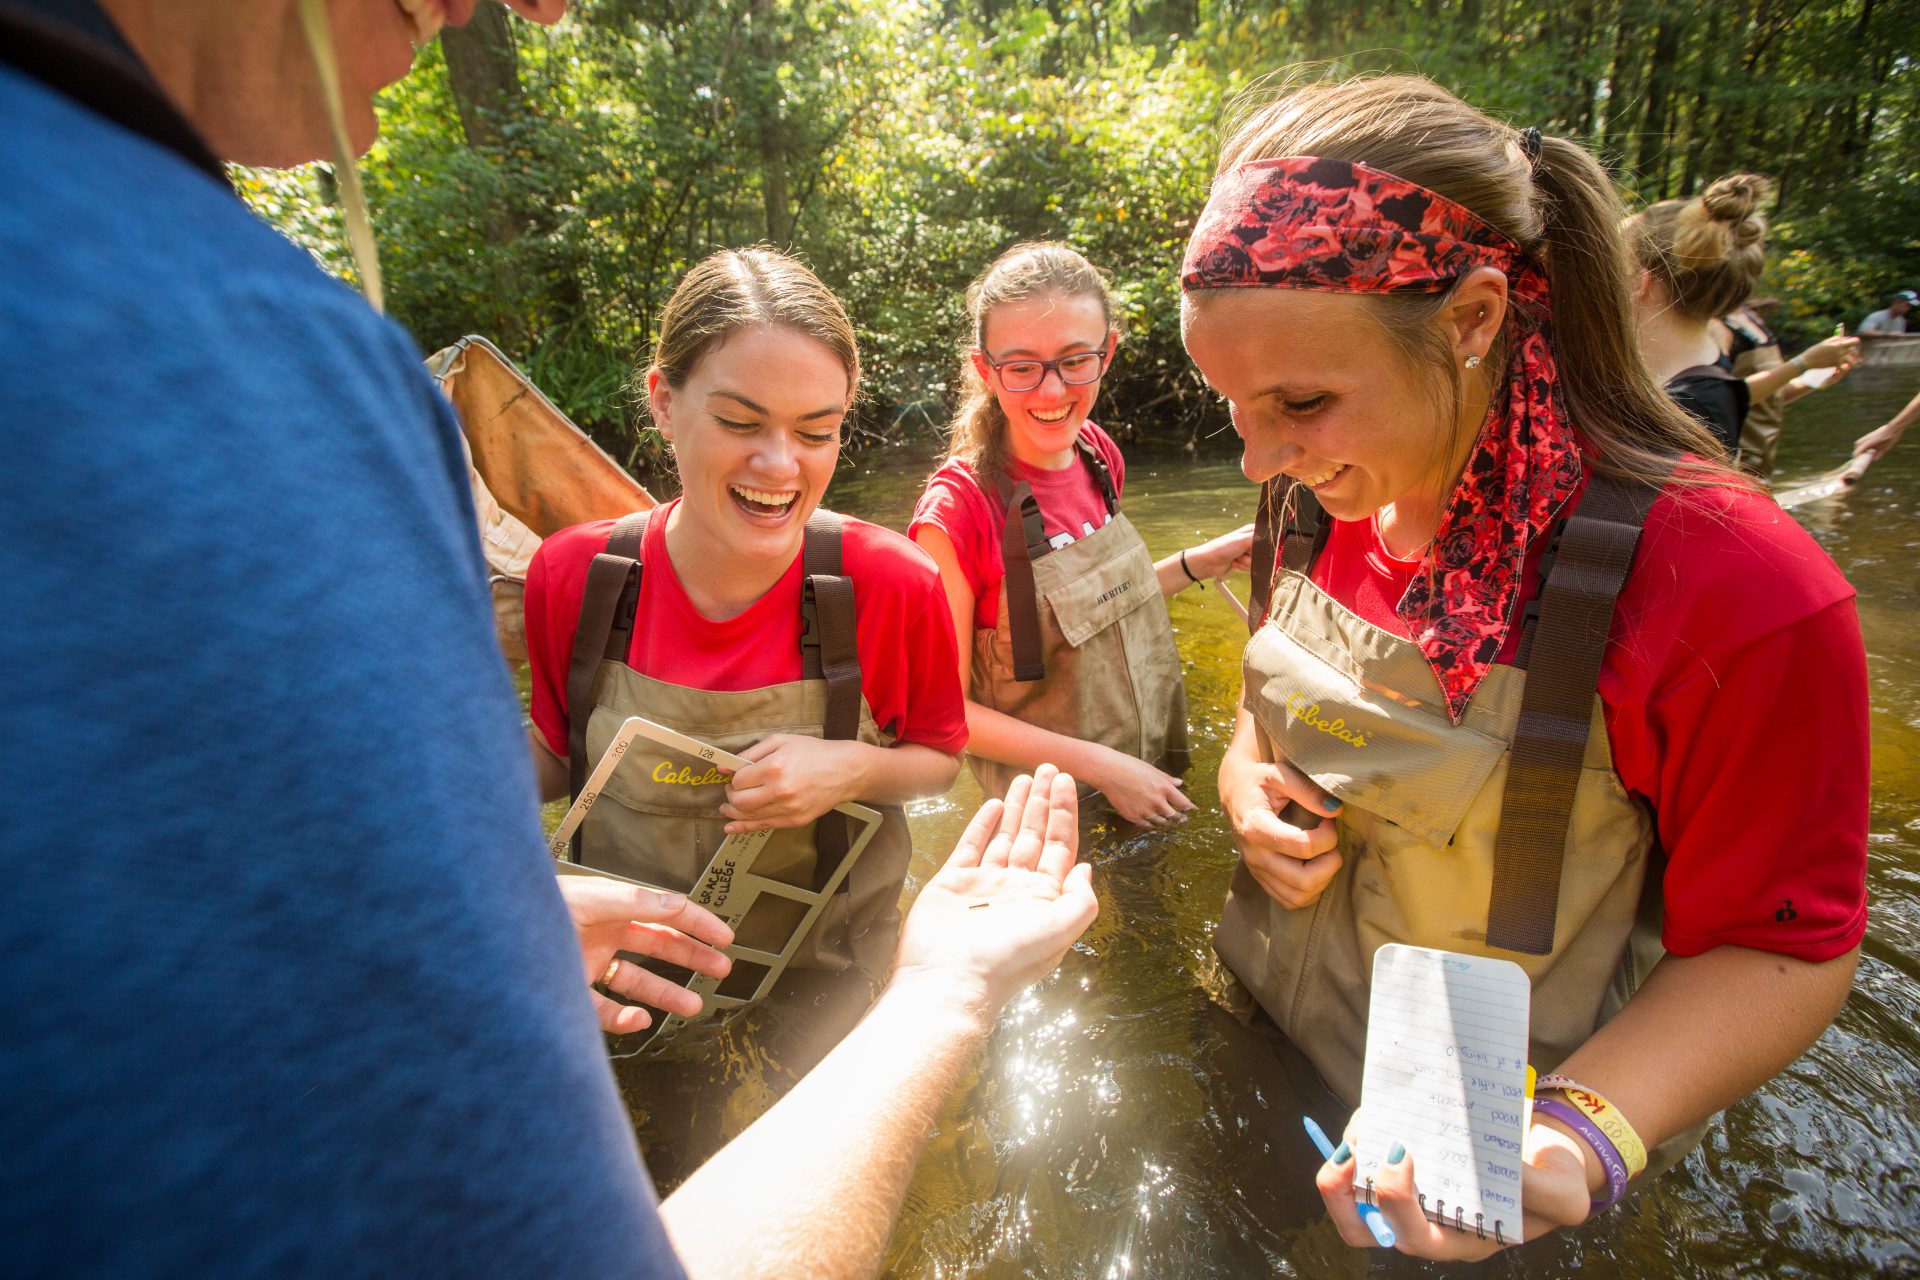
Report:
1327,796,1342,810
1387,1141,1406,1164
1331,1141,1351,1163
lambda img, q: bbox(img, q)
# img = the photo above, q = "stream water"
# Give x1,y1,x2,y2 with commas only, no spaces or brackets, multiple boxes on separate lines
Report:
592,370,1920,1277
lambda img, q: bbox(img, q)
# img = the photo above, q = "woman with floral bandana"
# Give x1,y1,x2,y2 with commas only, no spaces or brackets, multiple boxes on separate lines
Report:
1180,76,1867,1258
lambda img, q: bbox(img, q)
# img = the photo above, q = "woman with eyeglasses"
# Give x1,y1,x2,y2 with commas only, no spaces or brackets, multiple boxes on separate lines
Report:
909,242,1252,826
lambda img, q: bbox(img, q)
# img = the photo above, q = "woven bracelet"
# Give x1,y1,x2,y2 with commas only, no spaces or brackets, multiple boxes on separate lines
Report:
1179,548,1201,584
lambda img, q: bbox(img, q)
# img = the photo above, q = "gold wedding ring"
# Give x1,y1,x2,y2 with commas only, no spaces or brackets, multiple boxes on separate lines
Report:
598,958,621,989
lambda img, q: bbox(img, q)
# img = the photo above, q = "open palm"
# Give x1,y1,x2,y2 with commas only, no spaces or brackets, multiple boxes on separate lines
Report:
894,765,1100,1012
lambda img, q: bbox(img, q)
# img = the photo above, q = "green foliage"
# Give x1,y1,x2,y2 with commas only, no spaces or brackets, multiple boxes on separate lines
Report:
240,0,1920,454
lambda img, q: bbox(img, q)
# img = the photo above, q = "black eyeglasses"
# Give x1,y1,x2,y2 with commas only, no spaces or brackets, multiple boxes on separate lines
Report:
980,347,1111,393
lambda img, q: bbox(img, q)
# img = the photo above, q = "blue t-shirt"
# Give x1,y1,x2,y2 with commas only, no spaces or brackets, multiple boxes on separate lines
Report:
0,55,683,1280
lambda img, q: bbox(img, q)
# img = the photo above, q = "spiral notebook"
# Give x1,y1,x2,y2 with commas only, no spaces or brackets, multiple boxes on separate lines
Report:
1352,944,1532,1243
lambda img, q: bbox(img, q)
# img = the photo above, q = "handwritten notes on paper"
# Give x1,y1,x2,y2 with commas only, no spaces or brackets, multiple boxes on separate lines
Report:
1353,944,1531,1236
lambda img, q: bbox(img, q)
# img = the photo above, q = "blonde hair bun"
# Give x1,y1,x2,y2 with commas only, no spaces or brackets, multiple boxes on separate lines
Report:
1628,171,1771,319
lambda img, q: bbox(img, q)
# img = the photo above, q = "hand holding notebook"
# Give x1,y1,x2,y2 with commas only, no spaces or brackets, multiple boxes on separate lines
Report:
1311,943,1606,1259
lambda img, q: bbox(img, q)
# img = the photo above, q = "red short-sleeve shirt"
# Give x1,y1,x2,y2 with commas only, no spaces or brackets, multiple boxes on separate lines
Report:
1309,475,1868,963
524,500,969,759
909,422,1127,629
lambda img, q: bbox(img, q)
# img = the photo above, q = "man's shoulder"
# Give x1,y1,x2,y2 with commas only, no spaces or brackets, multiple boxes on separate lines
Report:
4,63,355,308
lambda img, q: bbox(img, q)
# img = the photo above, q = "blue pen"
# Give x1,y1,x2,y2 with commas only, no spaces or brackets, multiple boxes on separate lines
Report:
1302,1115,1396,1248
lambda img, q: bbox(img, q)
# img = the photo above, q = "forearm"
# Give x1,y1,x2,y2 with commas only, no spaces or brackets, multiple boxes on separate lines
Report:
963,698,1118,783
1884,390,1920,436
528,727,570,802
1744,361,1802,401
1154,551,1199,599
661,972,994,1280
1545,944,1858,1187
1218,702,1269,788
848,741,961,805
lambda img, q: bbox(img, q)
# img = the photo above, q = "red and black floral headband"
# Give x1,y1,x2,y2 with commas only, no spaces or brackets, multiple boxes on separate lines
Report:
1182,156,1583,722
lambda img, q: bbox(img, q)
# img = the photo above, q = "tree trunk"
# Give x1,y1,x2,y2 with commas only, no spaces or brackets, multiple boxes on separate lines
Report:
1633,13,1684,193
442,1,523,152
1601,4,1644,172
441,0,528,336
748,0,794,246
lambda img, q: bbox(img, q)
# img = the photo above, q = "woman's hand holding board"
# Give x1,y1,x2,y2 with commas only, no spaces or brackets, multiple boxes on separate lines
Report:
720,734,866,832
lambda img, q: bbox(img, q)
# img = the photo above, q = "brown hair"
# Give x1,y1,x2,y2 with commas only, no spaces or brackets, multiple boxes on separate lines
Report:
645,246,859,398
943,242,1116,490
1207,73,1733,491
1624,174,1771,322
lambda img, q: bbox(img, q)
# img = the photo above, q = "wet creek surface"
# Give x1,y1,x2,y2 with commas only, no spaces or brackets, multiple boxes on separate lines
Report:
582,372,1920,1277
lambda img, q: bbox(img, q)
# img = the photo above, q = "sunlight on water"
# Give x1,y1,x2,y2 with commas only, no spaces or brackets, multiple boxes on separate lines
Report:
584,373,1920,1277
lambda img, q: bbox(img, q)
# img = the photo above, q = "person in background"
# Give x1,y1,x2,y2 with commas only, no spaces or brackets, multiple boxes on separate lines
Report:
910,242,1253,827
1181,74,1866,1261
1715,297,1857,482
1,2,1095,1277
1854,385,1920,461
1859,289,1916,335
1623,175,1769,457
522,247,966,1165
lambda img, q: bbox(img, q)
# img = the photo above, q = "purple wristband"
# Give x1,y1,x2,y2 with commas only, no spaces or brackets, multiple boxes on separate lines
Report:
1533,1095,1631,1214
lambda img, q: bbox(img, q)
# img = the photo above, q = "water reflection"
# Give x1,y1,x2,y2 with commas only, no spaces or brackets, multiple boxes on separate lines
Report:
612,374,1920,1276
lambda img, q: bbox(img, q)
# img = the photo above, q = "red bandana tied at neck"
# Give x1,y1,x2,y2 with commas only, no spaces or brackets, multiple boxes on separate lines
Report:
1181,155,1583,722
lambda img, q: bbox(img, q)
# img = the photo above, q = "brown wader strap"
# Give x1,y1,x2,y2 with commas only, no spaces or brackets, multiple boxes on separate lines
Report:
1075,436,1121,517
1485,468,1666,954
800,510,861,895
1247,477,1329,634
997,479,1051,682
994,442,1117,680
564,509,651,862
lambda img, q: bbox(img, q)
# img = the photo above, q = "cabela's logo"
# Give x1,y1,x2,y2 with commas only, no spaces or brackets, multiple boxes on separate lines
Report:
653,760,728,787
1286,692,1370,747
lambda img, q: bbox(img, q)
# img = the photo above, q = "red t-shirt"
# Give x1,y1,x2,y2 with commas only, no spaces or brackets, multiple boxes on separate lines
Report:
525,500,968,759
1306,476,1868,963
908,422,1128,629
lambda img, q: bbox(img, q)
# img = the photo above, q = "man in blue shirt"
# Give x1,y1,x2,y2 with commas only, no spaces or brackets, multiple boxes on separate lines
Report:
0,3,1097,1276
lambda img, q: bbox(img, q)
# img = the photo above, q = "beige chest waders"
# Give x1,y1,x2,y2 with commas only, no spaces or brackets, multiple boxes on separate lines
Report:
562,509,912,1063
968,439,1189,803
1727,318,1786,480
1213,469,1707,1176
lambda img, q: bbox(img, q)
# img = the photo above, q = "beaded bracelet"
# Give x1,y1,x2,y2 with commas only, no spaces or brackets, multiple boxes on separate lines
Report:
1532,1096,1630,1214
1535,1075,1648,1177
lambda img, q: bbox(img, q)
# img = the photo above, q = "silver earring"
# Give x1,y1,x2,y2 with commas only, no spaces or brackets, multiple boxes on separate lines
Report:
1464,354,1483,370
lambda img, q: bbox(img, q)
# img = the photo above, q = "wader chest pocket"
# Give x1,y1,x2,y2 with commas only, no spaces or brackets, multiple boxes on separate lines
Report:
584,703,824,816
1249,631,1508,849
1044,545,1157,648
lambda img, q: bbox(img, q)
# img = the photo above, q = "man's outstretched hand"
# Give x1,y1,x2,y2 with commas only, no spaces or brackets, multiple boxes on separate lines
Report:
893,764,1099,1018
557,875,735,1034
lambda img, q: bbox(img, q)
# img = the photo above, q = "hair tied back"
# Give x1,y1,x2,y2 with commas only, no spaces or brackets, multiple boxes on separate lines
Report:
1520,127,1543,168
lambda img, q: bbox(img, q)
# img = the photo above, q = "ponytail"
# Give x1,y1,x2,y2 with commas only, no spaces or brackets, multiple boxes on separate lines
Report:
1528,138,1729,487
